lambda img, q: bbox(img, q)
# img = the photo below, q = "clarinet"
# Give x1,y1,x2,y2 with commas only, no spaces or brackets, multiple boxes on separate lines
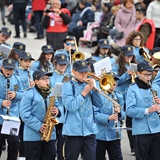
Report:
47,60,51,72
6,78,10,115
111,92,120,139
148,81,159,115
25,68,33,90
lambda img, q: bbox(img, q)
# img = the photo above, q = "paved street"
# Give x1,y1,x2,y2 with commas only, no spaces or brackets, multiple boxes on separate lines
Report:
0,19,135,160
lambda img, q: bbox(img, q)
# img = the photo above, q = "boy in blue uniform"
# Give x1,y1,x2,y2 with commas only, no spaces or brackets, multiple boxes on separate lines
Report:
0,58,23,160
126,62,160,160
94,72,125,160
62,60,102,160
20,69,62,160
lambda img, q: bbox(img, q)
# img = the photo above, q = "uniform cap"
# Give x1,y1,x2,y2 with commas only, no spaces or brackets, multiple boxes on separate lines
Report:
54,54,69,65
2,58,16,69
13,42,26,55
41,45,54,54
33,69,53,80
137,62,154,72
0,27,12,37
98,39,111,49
73,60,91,72
19,52,35,61
121,45,134,56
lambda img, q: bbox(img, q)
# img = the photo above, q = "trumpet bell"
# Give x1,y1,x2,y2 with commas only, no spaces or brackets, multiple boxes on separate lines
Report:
72,51,85,61
153,52,160,60
100,74,115,91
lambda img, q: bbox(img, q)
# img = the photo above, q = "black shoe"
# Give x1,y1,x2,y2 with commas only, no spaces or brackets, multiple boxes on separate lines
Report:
24,32,27,38
2,19,6,25
34,35,44,39
14,35,20,38
131,148,135,155
2,144,6,151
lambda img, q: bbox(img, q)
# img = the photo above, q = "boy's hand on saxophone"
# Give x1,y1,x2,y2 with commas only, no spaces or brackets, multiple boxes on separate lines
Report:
40,124,46,133
51,106,59,116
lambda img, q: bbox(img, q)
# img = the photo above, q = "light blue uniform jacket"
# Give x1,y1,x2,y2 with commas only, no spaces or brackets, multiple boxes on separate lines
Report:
62,80,103,136
94,90,125,141
0,72,23,124
20,88,62,141
91,55,116,66
31,60,54,72
112,63,131,100
126,82,160,135
133,47,148,64
153,70,160,86
16,67,34,90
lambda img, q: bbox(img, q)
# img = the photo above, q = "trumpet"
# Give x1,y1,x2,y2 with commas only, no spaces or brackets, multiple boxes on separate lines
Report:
84,73,121,109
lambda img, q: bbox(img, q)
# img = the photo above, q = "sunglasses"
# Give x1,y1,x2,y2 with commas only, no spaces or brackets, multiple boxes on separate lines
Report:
66,42,75,46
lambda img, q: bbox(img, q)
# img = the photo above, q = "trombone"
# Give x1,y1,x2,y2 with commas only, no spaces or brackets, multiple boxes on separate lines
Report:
71,37,85,62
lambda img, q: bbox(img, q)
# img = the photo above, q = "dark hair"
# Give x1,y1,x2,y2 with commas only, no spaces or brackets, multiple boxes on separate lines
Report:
37,52,54,70
116,52,137,76
126,31,145,46
136,6,146,16
7,49,17,60
91,46,112,57
79,0,86,6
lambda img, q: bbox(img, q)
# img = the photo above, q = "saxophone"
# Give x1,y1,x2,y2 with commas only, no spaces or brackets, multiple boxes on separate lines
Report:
41,96,59,142
6,78,10,115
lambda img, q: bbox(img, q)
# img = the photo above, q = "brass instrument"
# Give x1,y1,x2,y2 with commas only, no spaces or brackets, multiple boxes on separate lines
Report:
6,78,10,115
85,72,121,109
139,46,152,65
153,52,160,61
71,37,85,62
41,96,59,142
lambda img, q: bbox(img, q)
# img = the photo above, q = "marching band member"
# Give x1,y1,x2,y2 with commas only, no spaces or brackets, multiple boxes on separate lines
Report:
94,72,125,160
7,42,26,68
50,53,69,87
126,31,149,63
31,44,54,72
62,60,102,160
0,58,23,160
50,53,69,160
20,69,62,160
16,51,35,159
112,45,137,154
126,62,160,160
0,27,12,60
91,39,116,65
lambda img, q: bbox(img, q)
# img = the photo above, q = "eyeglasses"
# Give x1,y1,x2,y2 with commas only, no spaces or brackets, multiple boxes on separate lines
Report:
66,42,75,46
5,68,14,72
39,77,50,81
133,38,142,41
142,73,153,77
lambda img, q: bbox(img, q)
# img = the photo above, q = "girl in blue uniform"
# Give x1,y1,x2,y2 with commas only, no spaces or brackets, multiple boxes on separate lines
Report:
94,72,125,160
31,44,54,72
20,69,62,160
7,42,26,69
112,45,137,154
126,62,160,160
126,31,149,63
16,51,35,159
50,53,69,160
91,39,116,65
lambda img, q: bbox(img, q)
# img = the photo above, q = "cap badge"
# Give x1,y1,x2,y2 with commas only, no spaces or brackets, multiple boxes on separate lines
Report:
7,29,10,33
42,68,45,72
19,45,23,50
47,45,51,49
66,36,69,39
27,52,30,57
8,59,12,64
62,55,65,59
82,62,86,66
128,47,131,51
104,40,107,44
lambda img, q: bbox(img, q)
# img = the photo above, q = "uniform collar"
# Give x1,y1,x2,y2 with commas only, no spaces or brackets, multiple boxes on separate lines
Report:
72,77,83,84
54,69,64,75
18,66,27,70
